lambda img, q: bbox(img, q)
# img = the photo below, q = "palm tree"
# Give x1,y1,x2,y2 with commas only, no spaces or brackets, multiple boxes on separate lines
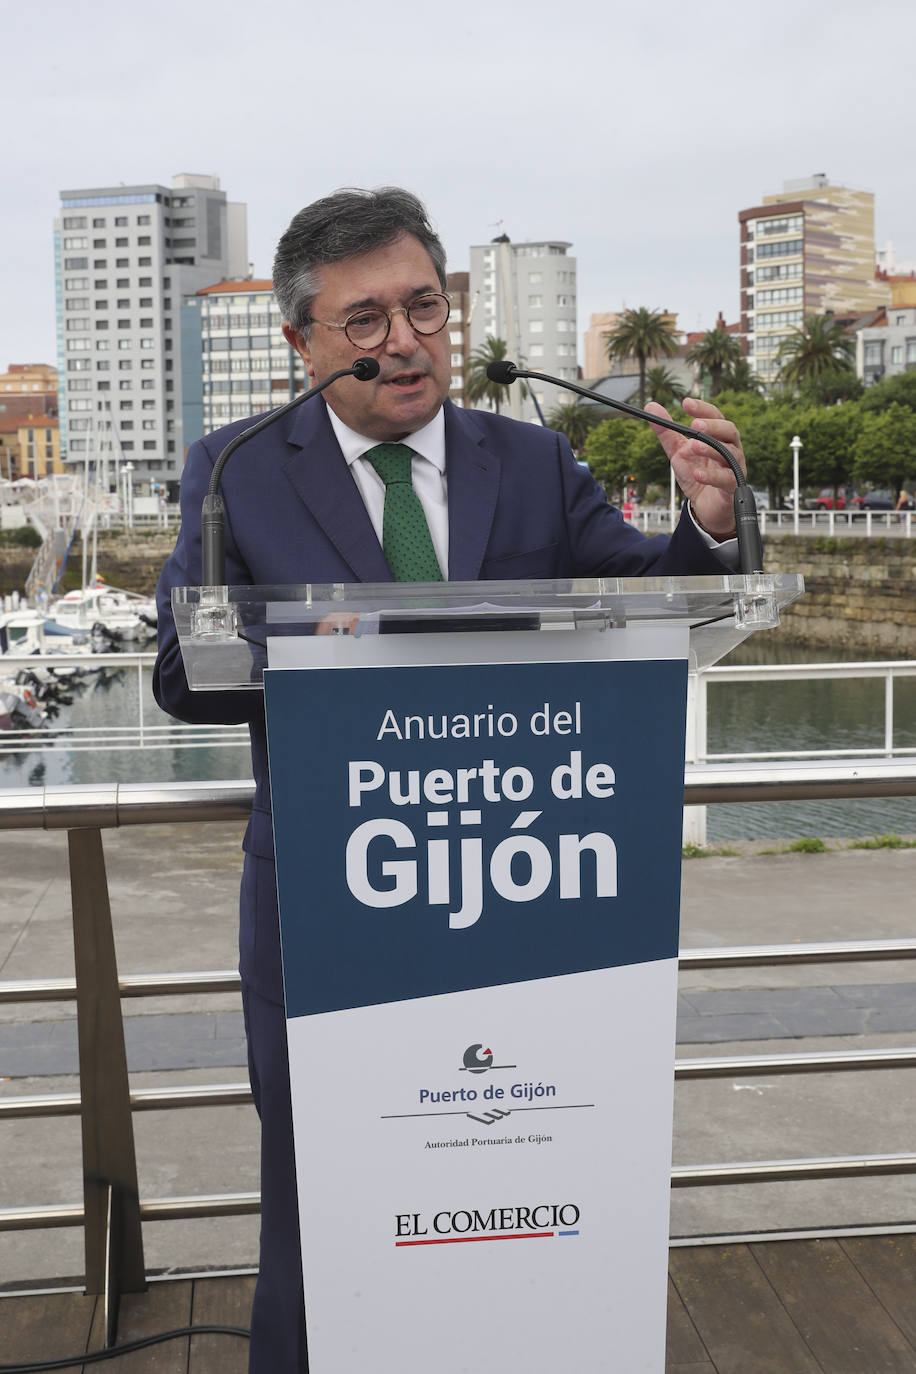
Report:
686,327,744,397
719,358,764,395
465,336,527,414
545,399,600,453
776,315,855,387
642,365,685,410
604,308,679,408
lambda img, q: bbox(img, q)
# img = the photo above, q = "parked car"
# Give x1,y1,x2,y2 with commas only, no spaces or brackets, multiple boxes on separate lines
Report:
814,488,847,510
856,491,900,516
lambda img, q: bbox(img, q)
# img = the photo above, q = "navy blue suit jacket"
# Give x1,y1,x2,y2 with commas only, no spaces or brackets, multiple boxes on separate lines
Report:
154,397,730,998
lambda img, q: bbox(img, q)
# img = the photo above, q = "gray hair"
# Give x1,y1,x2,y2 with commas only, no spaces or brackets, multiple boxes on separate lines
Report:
273,187,448,334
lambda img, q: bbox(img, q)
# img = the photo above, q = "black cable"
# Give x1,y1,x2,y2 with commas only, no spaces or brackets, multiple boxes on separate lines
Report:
0,1323,249,1373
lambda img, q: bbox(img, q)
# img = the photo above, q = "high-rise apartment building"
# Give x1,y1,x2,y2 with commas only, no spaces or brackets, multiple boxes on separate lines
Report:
183,280,306,441
55,173,247,489
739,174,889,386
445,270,470,407
469,236,577,421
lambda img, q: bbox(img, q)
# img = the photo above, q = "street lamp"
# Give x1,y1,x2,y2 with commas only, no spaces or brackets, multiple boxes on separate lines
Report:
790,434,803,535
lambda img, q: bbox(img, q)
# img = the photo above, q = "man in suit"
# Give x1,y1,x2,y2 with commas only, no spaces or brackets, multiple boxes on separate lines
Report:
154,186,747,1373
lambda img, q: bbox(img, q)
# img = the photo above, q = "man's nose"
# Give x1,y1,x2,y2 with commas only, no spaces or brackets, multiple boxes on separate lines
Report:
384,307,417,352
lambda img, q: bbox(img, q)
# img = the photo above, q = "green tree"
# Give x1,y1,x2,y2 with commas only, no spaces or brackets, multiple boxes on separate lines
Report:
605,308,679,408
776,315,855,387
792,404,862,498
796,371,863,406
852,403,916,496
642,365,685,410
545,399,601,454
859,370,916,415
686,328,744,397
465,336,527,414
581,417,641,494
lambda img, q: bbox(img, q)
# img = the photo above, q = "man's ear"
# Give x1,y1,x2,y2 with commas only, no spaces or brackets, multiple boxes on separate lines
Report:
282,323,315,380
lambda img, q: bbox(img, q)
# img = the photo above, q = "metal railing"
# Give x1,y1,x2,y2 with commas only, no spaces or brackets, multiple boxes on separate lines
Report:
1,765,916,1317
3,654,915,768
635,507,915,538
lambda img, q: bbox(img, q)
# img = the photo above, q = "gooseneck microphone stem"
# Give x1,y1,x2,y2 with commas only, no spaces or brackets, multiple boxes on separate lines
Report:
200,359,380,587
487,361,764,575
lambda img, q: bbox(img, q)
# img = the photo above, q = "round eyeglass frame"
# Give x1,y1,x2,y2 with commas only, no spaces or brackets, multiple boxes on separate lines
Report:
307,293,451,350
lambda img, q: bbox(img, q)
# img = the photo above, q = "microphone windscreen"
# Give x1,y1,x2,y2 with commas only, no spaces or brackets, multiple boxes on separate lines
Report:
486,360,518,384
351,357,381,380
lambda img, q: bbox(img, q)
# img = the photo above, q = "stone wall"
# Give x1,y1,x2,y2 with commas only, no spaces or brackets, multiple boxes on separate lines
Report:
0,531,176,600
764,536,916,655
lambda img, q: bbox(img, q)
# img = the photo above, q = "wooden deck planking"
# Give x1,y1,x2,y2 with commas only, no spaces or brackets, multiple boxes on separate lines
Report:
85,1279,192,1372
2,1239,915,1371
667,1243,824,1373
752,1238,916,1373
839,1234,916,1350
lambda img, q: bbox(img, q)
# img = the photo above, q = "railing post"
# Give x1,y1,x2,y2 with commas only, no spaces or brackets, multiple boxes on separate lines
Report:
885,669,895,756
683,672,707,846
68,827,145,1321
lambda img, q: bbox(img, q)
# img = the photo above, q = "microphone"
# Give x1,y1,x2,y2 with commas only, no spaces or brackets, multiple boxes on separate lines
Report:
485,360,764,575
201,358,380,587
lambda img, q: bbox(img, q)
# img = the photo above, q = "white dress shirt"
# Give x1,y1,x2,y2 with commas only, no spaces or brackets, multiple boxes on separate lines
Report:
327,406,449,577
326,403,738,573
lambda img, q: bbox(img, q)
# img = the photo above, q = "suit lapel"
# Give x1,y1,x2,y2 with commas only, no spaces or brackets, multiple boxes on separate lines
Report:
281,397,392,582
444,403,500,581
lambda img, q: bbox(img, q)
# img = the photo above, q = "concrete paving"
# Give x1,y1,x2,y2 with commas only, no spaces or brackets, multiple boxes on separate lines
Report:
1,826,915,1285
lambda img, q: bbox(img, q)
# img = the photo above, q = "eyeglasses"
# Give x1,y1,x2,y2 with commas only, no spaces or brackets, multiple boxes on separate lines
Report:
307,293,451,350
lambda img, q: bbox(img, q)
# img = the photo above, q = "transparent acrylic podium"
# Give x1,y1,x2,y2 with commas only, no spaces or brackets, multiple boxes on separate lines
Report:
173,571,803,1374
173,572,804,691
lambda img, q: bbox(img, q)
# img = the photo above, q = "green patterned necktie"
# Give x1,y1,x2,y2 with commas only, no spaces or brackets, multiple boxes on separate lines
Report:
366,443,443,582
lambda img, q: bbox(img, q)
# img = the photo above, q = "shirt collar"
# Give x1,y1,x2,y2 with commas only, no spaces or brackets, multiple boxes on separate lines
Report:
326,401,446,474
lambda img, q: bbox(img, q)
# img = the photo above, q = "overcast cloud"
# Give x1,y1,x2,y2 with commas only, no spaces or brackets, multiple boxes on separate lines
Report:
3,0,914,369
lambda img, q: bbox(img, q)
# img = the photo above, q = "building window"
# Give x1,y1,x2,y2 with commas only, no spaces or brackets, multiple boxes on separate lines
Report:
115,236,128,247
140,318,154,328
119,359,132,370
891,345,903,365
116,257,129,267
64,257,89,270
65,277,89,289
139,298,153,308
556,295,572,307
529,272,542,284
94,279,107,289
118,340,131,351
529,320,543,333
93,239,106,249
67,318,90,331
92,217,105,228
137,236,151,246
115,216,128,226
96,360,110,370
118,319,131,329
141,379,154,389
120,400,133,410
65,297,89,310
140,339,155,349
137,215,151,225
119,381,132,391
907,340,916,364
138,256,151,266
63,217,87,230
64,236,88,250
95,320,109,330
139,276,152,287
67,359,91,371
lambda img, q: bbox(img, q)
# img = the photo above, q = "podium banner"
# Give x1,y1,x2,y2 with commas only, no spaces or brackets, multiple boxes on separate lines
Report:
265,639,687,1372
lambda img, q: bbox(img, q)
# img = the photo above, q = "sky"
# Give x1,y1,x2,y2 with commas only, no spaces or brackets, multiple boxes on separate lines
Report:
3,0,915,371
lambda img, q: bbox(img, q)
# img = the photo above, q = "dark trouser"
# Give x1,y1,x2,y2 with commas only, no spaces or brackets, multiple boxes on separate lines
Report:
242,982,309,1373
